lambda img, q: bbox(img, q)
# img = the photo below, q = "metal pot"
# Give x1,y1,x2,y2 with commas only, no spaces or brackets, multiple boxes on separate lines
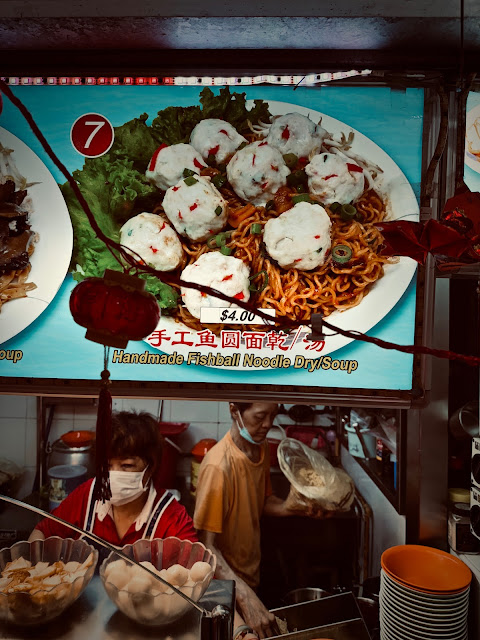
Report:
46,438,95,478
282,587,331,606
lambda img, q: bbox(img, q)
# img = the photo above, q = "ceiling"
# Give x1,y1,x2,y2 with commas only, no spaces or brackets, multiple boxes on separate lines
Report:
1,1,478,73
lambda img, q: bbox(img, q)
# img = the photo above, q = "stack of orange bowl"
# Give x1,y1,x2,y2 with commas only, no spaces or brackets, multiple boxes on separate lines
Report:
380,545,471,640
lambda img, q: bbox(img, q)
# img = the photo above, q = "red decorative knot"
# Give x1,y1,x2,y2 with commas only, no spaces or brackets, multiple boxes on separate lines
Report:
441,208,474,235
69,269,160,349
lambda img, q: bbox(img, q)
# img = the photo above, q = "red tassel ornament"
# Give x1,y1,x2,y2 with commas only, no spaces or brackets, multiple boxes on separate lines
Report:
94,366,113,502
69,269,161,502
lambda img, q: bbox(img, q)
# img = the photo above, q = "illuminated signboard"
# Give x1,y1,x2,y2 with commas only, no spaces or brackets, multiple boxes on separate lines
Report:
0,83,423,399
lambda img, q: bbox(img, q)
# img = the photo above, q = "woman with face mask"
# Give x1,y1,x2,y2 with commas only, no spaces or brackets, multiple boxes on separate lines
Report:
194,402,308,640
29,411,197,552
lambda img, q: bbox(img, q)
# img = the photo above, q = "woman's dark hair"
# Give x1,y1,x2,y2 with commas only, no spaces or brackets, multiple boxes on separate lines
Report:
109,411,163,474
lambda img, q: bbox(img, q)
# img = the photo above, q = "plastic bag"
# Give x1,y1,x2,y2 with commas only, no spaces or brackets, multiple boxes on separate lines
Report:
278,438,355,512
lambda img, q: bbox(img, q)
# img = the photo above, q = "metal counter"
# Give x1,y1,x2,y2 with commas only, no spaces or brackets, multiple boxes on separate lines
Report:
0,577,235,640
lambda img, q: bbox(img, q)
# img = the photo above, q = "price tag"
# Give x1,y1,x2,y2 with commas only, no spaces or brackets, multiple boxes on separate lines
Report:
200,307,276,325
70,113,114,158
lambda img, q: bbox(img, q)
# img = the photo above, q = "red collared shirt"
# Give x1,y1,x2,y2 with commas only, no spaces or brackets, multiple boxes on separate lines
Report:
36,479,197,547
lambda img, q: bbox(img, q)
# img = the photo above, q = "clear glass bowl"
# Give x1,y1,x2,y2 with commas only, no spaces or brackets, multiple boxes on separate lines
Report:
99,537,216,626
0,537,98,625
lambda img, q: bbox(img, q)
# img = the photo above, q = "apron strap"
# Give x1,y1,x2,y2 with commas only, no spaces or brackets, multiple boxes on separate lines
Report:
145,491,175,540
80,479,97,536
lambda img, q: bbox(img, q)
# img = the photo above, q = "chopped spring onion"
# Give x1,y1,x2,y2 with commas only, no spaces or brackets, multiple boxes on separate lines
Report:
215,205,223,216
329,201,341,212
265,199,275,210
248,270,269,292
183,176,198,186
208,231,232,249
183,168,197,178
251,223,262,234
286,169,307,188
237,141,248,151
220,246,232,256
292,193,314,205
332,244,353,264
340,204,357,221
283,153,298,169
212,174,227,189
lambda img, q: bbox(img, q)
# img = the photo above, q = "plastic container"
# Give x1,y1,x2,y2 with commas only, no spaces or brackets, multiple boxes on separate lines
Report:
345,424,376,459
47,464,87,511
190,439,217,497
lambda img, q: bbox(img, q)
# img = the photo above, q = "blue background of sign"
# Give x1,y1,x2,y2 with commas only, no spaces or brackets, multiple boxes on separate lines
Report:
0,85,423,389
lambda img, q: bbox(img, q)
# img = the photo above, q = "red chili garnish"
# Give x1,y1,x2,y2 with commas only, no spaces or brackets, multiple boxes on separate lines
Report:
178,211,183,220
252,154,256,166
261,182,268,190
189,203,198,211
160,222,166,231
282,126,290,140
314,235,320,239
271,165,279,172
220,129,229,136
150,246,158,253
294,258,302,262
233,292,245,300
222,274,233,281
259,141,268,147
298,156,308,166
209,145,220,156
148,143,168,171
347,163,363,173
193,158,205,169
172,186,179,191
201,292,207,297
324,174,338,180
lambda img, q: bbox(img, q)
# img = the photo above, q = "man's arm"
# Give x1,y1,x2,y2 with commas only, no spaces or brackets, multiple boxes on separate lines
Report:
198,529,278,639
263,490,325,518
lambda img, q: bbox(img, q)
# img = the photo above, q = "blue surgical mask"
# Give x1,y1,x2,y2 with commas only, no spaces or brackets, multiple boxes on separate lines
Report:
236,412,263,446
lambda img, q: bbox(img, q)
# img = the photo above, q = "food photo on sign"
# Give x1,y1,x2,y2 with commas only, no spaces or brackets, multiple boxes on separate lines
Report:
0,84,423,390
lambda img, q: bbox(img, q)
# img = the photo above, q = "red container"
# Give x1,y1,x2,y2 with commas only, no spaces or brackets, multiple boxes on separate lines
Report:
285,425,328,452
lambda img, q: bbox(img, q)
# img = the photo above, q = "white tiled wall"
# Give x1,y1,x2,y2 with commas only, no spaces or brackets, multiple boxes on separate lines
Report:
0,395,228,498
0,398,341,496
0,395,37,499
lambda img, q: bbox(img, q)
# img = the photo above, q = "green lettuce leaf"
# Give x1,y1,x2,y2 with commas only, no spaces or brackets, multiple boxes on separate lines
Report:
199,87,271,134
151,105,202,145
109,113,159,173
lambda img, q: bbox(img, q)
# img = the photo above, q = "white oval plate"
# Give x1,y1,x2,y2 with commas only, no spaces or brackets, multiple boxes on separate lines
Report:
465,103,480,174
148,100,419,369
0,127,73,345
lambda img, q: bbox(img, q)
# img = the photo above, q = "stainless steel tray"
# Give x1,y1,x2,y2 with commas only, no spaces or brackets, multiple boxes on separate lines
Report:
270,618,371,640
270,592,371,639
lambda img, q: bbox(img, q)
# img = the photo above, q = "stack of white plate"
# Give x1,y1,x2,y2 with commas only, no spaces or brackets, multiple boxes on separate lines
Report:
380,545,471,640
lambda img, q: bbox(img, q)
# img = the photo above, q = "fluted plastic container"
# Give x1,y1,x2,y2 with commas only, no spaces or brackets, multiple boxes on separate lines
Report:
0,537,98,625
99,537,216,626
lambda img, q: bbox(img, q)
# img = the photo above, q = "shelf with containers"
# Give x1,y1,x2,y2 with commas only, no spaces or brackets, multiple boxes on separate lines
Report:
338,407,406,513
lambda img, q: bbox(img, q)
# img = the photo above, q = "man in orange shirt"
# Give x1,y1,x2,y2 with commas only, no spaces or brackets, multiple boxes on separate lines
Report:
194,402,305,640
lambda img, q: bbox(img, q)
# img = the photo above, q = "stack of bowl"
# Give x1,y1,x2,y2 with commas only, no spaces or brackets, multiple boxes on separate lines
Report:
380,544,471,640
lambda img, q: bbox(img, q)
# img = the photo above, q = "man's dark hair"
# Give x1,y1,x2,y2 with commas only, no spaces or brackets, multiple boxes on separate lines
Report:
109,411,163,474
230,402,253,415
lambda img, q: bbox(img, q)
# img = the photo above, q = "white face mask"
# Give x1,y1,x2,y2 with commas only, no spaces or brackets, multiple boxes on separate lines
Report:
109,466,149,506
